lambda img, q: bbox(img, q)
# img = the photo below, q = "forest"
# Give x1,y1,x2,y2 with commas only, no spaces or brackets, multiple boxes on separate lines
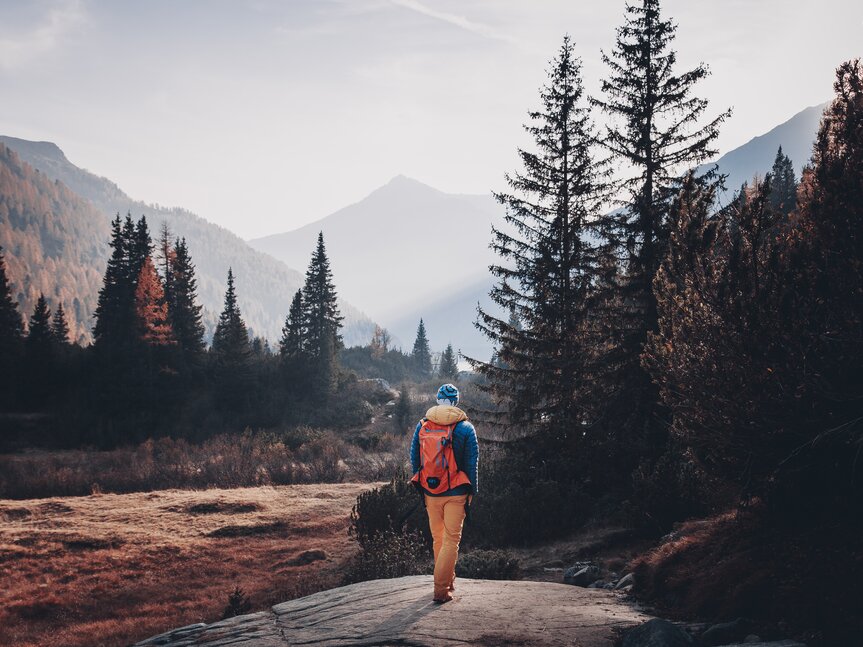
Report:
0,0,861,645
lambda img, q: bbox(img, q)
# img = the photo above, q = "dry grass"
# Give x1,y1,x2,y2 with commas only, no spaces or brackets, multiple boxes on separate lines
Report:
0,483,380,647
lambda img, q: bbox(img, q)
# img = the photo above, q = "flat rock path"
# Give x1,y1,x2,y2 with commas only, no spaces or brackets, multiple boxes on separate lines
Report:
134,575,652,647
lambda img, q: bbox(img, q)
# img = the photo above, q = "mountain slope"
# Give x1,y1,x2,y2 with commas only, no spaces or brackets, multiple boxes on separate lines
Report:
708,102,826,199
248,176,501,353
0,144,109,344
0,136,375,346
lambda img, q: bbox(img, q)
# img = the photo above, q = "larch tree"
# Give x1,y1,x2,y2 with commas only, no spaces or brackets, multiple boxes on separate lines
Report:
411,318,432,378
135,255,175,346
468,35,609,445
592,0,730,463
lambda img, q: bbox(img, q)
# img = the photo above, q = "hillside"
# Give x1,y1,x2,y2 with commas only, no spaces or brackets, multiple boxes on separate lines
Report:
0,144,108,344
0,136,375,345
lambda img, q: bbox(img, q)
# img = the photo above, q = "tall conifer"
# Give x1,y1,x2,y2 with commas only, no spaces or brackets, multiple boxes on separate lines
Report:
469,36,608,442
51,303,71,345
301,233,343,398
411,318,432,378
592,0,730,461
167,237,205,360
212,268,252,405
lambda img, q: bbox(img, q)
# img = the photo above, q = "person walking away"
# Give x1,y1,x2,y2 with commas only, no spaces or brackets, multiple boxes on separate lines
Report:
410,383,479,603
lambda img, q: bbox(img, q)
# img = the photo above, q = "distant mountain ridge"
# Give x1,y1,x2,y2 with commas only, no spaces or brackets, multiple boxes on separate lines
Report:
0,136,376,346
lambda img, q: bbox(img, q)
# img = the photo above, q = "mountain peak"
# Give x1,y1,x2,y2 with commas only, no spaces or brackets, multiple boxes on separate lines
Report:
0,136,68,165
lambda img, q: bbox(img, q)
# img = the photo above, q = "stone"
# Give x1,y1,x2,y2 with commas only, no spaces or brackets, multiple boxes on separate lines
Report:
564,563,601,586
135,575,653,646
702,618,751,646
286,548,328,566
621,618,694,647
615,573,636,590
707,642,805,647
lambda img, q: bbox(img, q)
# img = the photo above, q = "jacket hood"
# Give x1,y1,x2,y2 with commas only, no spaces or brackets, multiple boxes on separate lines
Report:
425,405,468,426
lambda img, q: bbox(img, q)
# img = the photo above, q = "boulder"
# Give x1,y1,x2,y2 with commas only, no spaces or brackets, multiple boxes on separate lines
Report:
702,618,751,646
621,618,694,647
134,575,652,647
564,563,601,586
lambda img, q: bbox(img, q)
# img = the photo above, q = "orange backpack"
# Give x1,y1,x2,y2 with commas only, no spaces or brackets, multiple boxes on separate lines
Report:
411,419,472,495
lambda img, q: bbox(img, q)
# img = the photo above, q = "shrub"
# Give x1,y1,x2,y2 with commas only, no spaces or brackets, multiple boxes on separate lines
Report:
455,549,521,580
343,529,431,584
222,586,252,619
349,470,429,547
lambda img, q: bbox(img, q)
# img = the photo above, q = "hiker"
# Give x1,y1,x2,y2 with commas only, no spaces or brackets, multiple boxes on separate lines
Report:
410,383,479,603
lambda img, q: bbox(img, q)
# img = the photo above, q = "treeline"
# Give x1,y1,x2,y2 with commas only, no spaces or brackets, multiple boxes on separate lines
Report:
0,204,465,448
469,0,863,525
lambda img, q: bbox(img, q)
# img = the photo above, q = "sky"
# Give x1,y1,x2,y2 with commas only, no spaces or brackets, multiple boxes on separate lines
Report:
0,0,860,239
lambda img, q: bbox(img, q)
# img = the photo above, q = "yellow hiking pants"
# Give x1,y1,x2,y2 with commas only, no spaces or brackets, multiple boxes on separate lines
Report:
424,493,468,597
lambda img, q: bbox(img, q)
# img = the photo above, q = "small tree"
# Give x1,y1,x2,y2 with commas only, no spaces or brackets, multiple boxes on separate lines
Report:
135,256,175,346
51,302,71,345
411,319,432,378
438,344,459,381
212,268,252,408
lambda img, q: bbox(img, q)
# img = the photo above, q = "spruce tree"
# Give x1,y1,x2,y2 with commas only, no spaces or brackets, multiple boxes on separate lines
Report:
93,215,130,344
279,289,306,388
212,268,252,406
27,294,53,351
411,318,432,378
768,147,797,216
0,247,24,404
592,0,730,462
301,233,343,398
438,344,459,381
468,36,608,443
51,302,71,345
167,237,205,360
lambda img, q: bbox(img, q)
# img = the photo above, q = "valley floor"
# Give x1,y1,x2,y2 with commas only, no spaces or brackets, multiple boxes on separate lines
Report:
0,483,378,647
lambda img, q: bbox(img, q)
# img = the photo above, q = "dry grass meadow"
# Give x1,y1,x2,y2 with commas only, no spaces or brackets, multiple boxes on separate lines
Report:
0,483,379,647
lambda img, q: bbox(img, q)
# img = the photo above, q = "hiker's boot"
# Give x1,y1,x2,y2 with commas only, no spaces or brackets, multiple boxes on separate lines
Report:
433,591,453,604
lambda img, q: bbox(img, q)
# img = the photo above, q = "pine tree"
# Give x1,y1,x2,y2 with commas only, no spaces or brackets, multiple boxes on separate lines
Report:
411,318,432,378
468,36,608,443
301,233,343,398
51,302,71,345
591,0,730,463
279,289,306,361
768,147,797,216
135,255,175,346
27,294,53,350
167,237,205,360
0,247,24,402
158,222,175,305
212,268,252,406
438,344,459,381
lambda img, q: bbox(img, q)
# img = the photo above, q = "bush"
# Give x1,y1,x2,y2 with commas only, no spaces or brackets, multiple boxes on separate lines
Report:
455,549,521,580
343,529,431,584
349,470,429,546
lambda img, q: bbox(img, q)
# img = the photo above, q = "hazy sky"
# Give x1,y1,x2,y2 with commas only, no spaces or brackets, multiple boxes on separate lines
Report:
0,0,860,239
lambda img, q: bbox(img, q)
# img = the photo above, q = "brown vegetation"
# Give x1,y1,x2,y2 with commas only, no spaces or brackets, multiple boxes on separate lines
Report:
630,505,863,646
0,429,407,499
0,483,378,647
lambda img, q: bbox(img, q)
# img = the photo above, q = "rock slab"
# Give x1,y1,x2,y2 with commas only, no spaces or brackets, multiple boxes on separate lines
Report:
135,575,652,647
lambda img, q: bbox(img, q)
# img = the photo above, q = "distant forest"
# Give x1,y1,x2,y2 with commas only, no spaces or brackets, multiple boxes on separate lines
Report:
0,216,452,448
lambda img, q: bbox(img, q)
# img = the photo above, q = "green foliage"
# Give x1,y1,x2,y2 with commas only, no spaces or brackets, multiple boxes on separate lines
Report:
411,318,432,378
456,550,521,580
212,268,252,409
468,36,609,451
437,344,458,381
